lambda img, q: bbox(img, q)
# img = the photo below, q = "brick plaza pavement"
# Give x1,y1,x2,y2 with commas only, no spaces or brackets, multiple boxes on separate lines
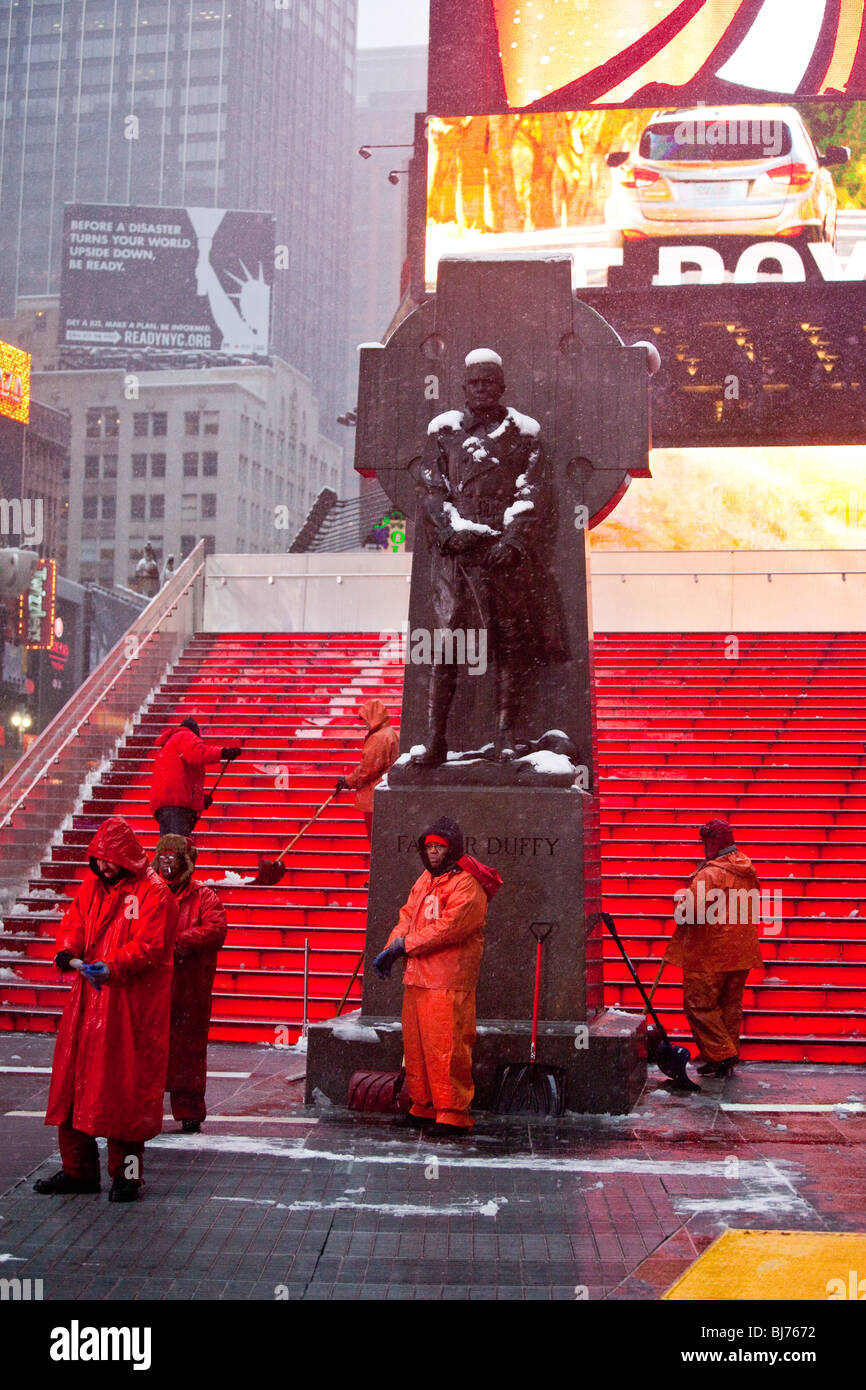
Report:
1,1034,864,1302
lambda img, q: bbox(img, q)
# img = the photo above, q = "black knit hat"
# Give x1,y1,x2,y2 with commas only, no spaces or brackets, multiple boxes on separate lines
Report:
180,717,201,737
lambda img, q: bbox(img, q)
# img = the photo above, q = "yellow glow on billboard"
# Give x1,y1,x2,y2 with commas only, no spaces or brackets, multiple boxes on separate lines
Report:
591,447,866,551
0,340,31,425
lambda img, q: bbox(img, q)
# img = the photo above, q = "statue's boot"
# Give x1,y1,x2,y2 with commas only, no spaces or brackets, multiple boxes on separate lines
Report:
493,666,521,761
411,666,457,766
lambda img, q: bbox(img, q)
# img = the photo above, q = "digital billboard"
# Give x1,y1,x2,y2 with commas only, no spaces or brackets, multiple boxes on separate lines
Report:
429,0,866,114
0,340,31,425
425,101,866,288
60,204,275,357
589,445,866,549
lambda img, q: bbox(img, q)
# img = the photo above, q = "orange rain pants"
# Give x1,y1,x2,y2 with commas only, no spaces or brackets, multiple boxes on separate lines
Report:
401,984,476,1128
682,970,749,1063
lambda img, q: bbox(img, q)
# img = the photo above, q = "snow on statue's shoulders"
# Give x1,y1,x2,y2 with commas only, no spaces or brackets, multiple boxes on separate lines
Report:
488,407,540,440
506,406,540,436
427,409,464,435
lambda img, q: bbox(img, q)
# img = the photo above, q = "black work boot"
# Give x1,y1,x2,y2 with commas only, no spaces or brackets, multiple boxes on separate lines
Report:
181,1119,201,1133
392,1112,434,1129
34,1168,100,1196
411,666,457,766
108,1176,141,1203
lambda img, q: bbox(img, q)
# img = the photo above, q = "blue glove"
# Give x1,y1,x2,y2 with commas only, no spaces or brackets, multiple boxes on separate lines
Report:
372,938,405,980
81,961,109,991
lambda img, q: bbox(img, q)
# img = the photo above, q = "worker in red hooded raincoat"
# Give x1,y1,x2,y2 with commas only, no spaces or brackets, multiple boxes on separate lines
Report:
149,716,241,838
334,699,399,841
664,818,764,1078
37,817,178,1202
372,817,501,1137
153,834,228,1132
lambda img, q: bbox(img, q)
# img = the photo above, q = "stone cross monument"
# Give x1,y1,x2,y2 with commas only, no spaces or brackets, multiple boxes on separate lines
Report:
306,256,654,1113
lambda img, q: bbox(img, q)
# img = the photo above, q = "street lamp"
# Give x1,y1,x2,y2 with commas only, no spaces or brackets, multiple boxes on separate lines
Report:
358,143,413,160
10,710,33,750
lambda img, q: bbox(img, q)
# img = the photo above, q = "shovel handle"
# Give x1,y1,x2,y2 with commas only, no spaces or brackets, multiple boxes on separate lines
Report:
275,791,337,865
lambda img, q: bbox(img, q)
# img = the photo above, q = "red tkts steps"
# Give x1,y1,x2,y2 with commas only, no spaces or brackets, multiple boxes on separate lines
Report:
2,631,865,1063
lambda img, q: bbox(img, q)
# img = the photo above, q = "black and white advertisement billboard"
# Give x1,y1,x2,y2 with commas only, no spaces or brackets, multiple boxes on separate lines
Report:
60,203,275,357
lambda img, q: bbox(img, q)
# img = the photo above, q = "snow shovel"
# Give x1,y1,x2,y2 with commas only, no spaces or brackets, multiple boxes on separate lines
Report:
596,912,700,1092
493,922,566,1116
252,791,339,886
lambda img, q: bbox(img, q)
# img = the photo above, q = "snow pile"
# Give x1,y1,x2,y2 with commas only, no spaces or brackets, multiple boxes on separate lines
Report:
0,967,22,980
330,1011,380,1043
516,751,575,776
443,501,499,537
488,406,540,439
427,410,463,435
201,871,255,886
503,499,534,527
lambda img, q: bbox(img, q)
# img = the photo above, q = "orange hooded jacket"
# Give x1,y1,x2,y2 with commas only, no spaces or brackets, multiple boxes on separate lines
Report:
664,850,765,975
386,866,489,991
345,699,399,814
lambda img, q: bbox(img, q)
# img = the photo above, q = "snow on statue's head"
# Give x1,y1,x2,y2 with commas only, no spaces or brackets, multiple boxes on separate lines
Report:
463,349,505,408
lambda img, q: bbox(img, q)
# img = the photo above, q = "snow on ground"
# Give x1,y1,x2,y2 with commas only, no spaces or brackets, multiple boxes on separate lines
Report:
201,871,255,886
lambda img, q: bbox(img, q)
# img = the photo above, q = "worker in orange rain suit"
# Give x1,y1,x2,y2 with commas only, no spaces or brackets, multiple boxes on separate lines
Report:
38,816,178,1202
153,835,228,1133
664,818,764,1079
334,698,399,841
373,817,502,1137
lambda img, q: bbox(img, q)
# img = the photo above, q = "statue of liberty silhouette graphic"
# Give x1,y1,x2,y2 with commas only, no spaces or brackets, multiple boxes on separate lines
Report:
188,207,270,354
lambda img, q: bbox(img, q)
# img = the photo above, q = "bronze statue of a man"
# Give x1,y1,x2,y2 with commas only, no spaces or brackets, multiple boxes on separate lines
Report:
412,349,569,765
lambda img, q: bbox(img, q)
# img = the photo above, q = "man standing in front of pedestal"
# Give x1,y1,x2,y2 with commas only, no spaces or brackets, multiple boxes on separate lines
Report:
372,817,501,1136
412,349,568,764
665,818,764,1078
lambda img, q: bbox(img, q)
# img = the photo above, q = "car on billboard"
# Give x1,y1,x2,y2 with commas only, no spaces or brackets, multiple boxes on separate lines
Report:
604,105,849,276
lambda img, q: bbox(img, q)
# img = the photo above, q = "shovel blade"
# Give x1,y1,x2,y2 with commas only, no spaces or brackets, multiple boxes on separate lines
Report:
253,858,286,887
656,1039,700,1090
493,1062,566,1117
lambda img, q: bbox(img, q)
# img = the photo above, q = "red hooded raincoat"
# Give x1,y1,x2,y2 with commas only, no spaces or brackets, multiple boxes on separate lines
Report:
45,818,178,1141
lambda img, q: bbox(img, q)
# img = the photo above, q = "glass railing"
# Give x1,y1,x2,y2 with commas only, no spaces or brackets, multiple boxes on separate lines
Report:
0,542,206,911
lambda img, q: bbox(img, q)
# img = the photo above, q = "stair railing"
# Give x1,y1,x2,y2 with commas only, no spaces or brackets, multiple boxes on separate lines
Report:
0,542,206,910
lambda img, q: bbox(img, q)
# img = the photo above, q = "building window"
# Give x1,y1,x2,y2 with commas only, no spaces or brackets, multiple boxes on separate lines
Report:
101,496,116,521
104,411,119,437
102,455,117,479
201,493,216,519
132,454,147,479
150,495,165,520
83,496,98,519
203,410,219,435
84,456,99,478
131,495,146,520
152,412,168,436
202,452,218,476
151,454,166,478
181,494,197,523
132,413,149,437
184,411,200,436
86,407,105,437
183,453,198,477
180,534,197,558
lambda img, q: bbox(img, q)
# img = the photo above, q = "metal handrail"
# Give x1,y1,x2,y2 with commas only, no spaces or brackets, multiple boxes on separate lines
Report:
0,542,205,833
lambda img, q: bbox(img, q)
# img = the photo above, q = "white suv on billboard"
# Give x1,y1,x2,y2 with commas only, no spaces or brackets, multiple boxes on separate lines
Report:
605,105,848,266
